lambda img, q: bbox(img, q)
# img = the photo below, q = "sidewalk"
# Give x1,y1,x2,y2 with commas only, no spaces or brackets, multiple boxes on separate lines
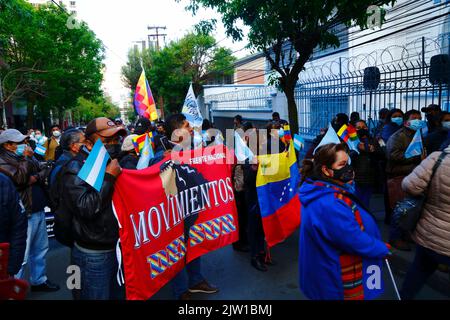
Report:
370,194,450,298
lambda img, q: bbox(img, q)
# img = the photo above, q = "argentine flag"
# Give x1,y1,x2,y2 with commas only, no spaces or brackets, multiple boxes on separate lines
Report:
293,134,305,151
182,83,203,128
313,123,341,155
234,131,254,162
405,129,423,159
77,139,110,192
137,134,154,170
34,144,46,157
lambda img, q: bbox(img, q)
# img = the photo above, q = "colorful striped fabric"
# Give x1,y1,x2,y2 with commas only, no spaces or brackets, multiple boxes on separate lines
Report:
134,70,158,121
132,132,154,155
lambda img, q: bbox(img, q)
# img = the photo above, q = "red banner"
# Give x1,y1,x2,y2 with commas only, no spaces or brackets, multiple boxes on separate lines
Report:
112,145,239,300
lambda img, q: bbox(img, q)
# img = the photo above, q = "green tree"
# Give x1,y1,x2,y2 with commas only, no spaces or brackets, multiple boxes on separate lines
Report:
121,32,235,114
0,0,104,128
72,97,120,125
182,0,395,134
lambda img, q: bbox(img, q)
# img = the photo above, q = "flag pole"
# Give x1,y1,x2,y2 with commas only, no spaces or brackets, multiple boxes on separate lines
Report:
385,259,401,300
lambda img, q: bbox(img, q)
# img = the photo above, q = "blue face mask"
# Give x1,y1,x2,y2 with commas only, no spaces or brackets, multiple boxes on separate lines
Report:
408,119,425,131
391,117,403,126
442,121,450,131
15,144,26,156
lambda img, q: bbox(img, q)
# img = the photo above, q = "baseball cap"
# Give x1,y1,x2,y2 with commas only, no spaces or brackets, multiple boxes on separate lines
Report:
121,134,138,152
85,117,127,138
421,104,441,113
135,118,152,135
0,129,28,145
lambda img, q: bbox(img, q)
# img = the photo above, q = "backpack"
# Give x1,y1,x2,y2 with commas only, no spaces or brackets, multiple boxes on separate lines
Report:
50,157,77,247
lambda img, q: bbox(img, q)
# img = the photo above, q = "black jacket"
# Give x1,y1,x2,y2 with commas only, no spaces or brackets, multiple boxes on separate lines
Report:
352,136,385,186
0,172,27,275
54,152,118,250
425,128,449,154
118,153,139,170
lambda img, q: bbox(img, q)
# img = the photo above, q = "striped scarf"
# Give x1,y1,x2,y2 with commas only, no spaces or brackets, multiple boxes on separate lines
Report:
312,181,365,300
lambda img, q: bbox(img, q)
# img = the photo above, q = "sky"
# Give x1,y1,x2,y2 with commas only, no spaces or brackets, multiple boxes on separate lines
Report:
75,0,250,107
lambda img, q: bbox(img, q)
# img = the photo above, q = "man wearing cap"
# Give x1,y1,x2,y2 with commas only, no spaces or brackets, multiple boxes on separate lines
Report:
421,104,442,134
118,134,139,169
0,129,60,292
54,118,125,300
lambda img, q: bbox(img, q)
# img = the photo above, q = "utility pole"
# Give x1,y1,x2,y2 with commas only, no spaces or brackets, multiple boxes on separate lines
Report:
147,26,167,52
147,26,167,120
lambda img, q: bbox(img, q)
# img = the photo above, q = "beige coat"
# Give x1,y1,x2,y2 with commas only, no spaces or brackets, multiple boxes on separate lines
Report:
402,145,450,257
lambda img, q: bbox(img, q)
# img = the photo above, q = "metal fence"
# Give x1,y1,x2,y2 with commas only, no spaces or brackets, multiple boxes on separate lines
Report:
206,86,272,112
296,34,450,137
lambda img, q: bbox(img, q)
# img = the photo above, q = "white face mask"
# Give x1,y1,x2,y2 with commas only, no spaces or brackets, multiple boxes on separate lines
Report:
443,121,450,131
53,130,61,138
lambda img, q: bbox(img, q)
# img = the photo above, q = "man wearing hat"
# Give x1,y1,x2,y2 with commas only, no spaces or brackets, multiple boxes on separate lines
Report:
118,134,139,169
0,129,60,292
421,104,442,134
54,117,126,300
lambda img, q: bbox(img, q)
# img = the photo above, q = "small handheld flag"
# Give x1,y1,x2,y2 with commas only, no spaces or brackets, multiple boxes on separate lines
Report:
313,124,341,155
182,84,203,128
136,134,154,170
132,132,154,155
337,124,360,154
293,134,305,151
281,125,292,145
34,144,46,157
77,139,110,192
405,130,423,159
134,70,158,121
234,131,254,162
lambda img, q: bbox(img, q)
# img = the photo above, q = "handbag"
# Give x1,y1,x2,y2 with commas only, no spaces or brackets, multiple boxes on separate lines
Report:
394,151,447,233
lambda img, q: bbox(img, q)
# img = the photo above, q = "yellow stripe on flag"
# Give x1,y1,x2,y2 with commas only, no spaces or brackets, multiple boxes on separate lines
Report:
337,124,348,137
256,142,297,187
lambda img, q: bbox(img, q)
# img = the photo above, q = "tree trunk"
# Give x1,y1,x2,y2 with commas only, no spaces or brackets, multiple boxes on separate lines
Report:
27,99,34,129
285,86,299,135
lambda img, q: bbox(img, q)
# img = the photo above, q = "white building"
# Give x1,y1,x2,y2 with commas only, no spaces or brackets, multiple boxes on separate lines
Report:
27,0,78,15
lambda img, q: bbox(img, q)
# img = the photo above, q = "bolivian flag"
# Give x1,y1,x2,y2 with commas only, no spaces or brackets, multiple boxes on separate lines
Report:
256,142,301,247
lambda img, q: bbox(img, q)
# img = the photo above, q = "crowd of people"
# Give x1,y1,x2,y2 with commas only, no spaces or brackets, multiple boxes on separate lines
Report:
0,104,449,300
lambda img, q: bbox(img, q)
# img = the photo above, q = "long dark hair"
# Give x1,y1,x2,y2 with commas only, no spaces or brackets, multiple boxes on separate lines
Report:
386,108,404,124
300,143,349,185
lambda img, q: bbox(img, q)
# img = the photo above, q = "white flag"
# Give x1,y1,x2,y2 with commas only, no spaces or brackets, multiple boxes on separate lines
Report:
182,84,203,128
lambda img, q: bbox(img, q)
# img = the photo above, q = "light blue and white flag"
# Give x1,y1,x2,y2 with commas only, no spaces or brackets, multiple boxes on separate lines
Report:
293,134,305,151
405,129,423,159
34,144,46,157
182,83,203,128
137,134,154,170
77,139,110,192
313,124,341,155
234,131,254,162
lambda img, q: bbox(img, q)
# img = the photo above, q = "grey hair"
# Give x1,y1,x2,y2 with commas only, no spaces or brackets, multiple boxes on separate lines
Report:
60,129,83,151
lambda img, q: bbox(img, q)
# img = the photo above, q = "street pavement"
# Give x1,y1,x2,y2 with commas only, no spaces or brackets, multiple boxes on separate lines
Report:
26,194,450,301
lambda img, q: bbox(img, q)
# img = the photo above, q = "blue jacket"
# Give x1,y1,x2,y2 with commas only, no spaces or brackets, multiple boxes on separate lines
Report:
298,179,389,300
0,172,27,275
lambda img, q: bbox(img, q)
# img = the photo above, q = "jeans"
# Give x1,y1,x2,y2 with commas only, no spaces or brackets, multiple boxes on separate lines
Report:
71,244,125,300
15,211,48,286
400,244,450,300
171,257,204,299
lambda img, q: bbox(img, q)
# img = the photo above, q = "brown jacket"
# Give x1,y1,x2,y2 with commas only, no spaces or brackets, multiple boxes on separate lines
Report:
44,137,60,161
386,127,423,178
402,146,450,257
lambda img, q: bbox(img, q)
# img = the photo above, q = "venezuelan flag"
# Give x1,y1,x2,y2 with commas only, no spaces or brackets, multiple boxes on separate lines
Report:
134,70,158,121
256,142,301,247
337,124,350,142
132,132,154,155
281,124,292,145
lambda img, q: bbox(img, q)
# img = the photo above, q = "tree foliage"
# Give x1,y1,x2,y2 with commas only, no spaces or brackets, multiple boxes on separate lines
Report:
0,0,105,127
121,32,236,115
182,0,396,133
72,97,120,125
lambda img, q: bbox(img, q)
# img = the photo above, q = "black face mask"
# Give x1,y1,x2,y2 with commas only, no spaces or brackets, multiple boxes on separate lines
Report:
330,164,355,183
357,129,370,139
105,144,121,159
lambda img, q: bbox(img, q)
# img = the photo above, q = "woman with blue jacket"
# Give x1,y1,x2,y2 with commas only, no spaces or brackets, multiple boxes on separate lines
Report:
298,143,391,300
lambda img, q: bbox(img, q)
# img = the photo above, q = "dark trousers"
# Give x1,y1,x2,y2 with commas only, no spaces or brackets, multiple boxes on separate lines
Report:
233,191,249,248
247,201,265,258
400,244,450,300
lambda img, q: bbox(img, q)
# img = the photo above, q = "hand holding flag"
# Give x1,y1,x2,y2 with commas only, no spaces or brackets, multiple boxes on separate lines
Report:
77,139,111,192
